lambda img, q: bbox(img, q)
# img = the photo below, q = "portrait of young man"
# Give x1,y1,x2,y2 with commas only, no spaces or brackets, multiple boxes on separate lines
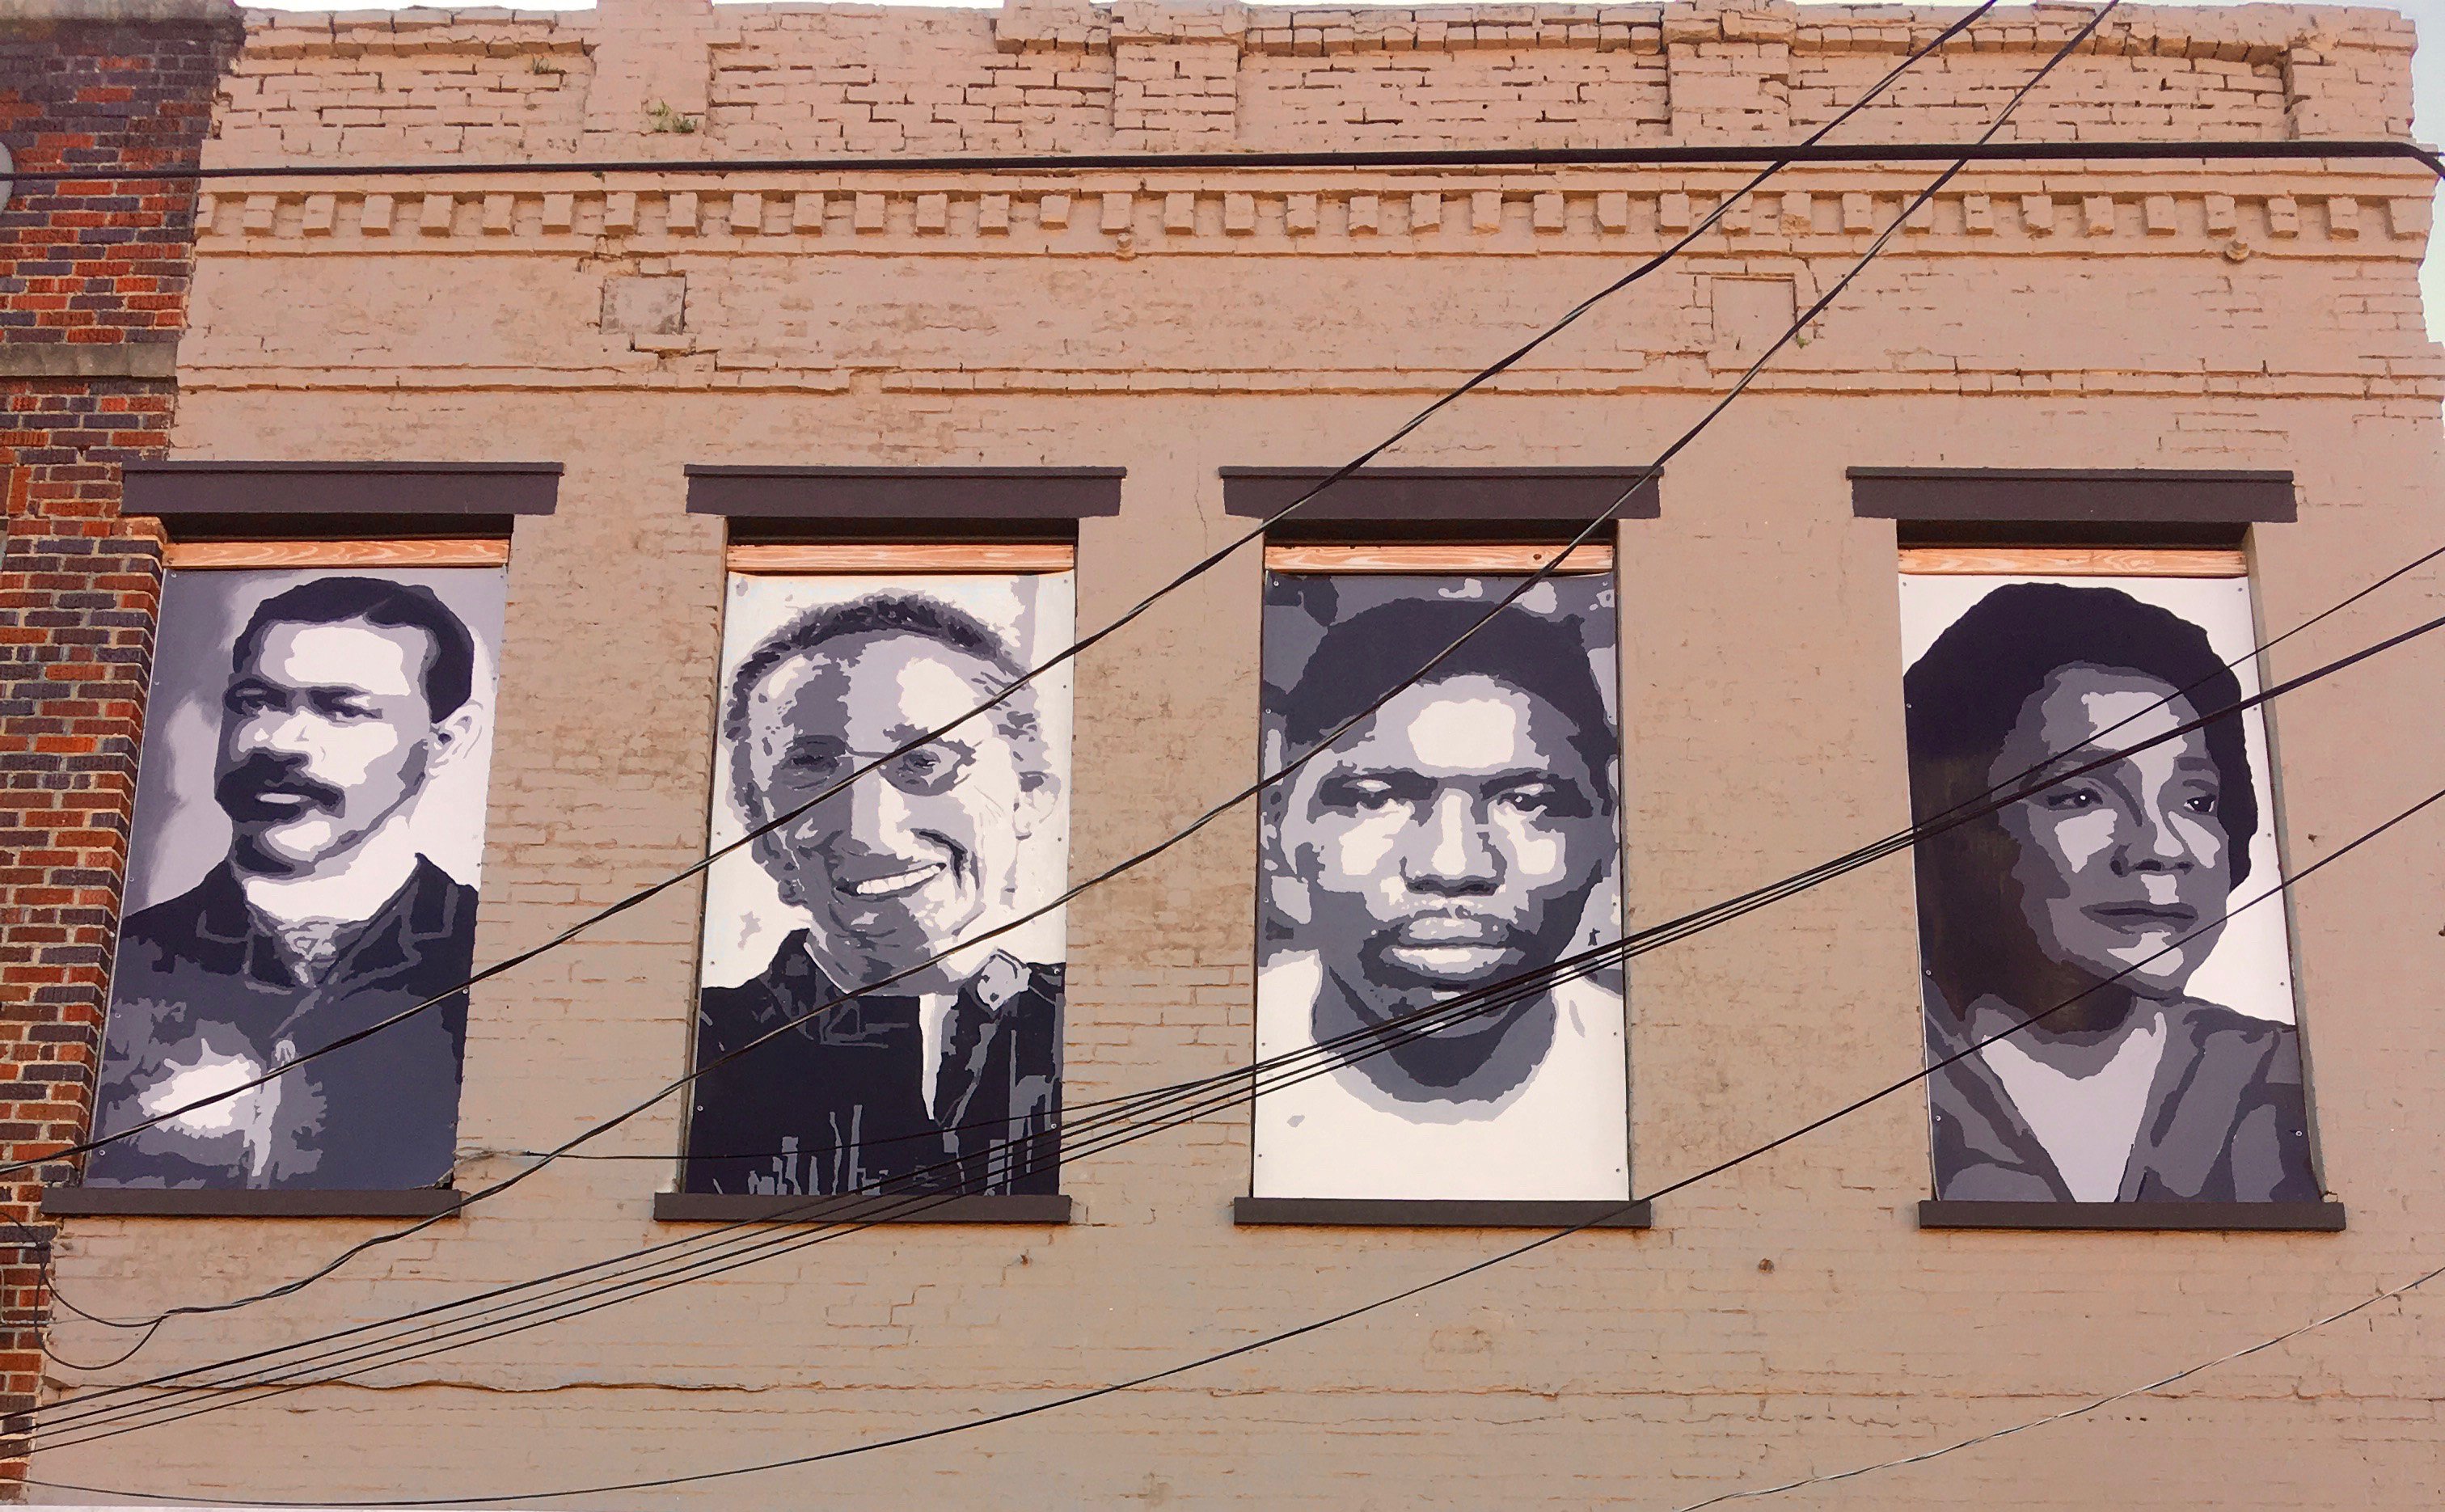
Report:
88,569,507,1191
1252,573,1628,1202
1901,574,2320,1205
684,574,1073,1200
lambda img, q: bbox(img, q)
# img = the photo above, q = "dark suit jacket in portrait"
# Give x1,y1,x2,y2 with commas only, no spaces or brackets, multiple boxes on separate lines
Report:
685,931,1062,1198
86,857,477,1191
1926,986,2319,1202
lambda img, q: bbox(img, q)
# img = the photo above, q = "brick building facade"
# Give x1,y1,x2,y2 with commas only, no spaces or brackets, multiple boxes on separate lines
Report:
0,0,237,1486
4,1,2443,1507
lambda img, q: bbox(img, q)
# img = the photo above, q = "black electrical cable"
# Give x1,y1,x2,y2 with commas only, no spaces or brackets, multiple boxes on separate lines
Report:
495,532,2445,1173
14,6,2425,1487
16,0,2159,1415
10,0,2008,1189
43,767,2444,1505
41,563,2445,1439
47,549,2439,1448
5,140,2440,184
32,952,1642,1449
7,5,2025,1374
19,0,2445,1487
1672,1257,2445,1509
19,0,2347,1399
43,522,2445,1428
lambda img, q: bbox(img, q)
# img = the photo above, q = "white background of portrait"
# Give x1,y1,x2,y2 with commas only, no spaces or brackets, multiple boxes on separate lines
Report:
125,568,509,913
1899,572,2295,1024
699,573,1075,992
1252,572,1628,1200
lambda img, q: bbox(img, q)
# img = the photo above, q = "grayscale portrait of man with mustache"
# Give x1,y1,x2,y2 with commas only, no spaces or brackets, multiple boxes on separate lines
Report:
89,572,501,1191
685,586,1067,1200
1903,579,2319,1205
1252,575,1628,1202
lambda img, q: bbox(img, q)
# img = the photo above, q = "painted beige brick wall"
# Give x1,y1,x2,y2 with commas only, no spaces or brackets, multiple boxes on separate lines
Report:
29,2,2445,1507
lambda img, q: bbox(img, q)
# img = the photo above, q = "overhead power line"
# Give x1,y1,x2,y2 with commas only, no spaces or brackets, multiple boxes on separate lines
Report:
12,0,2350,1396
19,0,2425,1468
15,0,2123,1413
35,555,2443,1448
11,0,2050,1363
1674,1257,2445,1509
6,138,2441,184
25,10,2438,1472
42,765,2445,1502
6,0,2008,1187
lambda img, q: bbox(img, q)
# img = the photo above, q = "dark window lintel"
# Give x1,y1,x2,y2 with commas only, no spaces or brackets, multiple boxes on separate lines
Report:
686,466,1124,521
1851,467,2295,526
123,461,562,518
1221,466,1662,527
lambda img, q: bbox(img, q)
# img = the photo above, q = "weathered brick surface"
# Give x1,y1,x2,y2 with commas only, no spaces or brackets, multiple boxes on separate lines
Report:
192,2,2420,160
0,0,238,1494
17,2,2445,1508
213,11,589,161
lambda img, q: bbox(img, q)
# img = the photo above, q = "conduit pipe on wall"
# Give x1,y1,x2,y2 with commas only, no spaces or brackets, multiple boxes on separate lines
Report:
2,138,2441,184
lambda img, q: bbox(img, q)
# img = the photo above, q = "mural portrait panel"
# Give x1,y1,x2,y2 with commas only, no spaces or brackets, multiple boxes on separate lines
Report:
685,572,1074,1199
1901,572,2319,1204
1252,572,1628,1202
90,568,508,1191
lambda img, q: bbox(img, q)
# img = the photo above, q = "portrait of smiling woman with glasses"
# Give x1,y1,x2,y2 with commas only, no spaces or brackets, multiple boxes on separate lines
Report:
1902,577,2320,1206
685,577,1073,1202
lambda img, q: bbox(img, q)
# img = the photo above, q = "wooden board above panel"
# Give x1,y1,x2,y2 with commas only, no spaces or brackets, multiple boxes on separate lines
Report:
164,538,510,569
1263,543,1615,575
725,542,1077,574
1897,546,2249,579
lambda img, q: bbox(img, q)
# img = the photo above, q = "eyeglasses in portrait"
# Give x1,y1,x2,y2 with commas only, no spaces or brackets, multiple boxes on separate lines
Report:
685,573,1073,1200
89,568,507,1192
1252,572,1628,1202
1901,573,2320,1205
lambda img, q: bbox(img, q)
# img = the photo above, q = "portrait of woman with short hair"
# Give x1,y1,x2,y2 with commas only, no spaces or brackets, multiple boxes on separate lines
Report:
1901,576,2320,1204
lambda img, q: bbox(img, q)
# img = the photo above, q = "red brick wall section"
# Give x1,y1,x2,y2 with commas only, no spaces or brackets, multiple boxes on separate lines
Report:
0,0,239,1490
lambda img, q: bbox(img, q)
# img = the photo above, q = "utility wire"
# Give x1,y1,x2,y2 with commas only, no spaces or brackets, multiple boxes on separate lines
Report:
27,2,2444,1495
6,141,2441,184
11,0,2005,1187
331,534,2445,1176
9,2,2017,1369
1673,1259,2445,1509
42,540,2445,1435
41,547,2439,1447
11,0,2307,1399
40,458,2445,1425
44,754,2445,1504
22,0,2143,1416
9,0,2434,1487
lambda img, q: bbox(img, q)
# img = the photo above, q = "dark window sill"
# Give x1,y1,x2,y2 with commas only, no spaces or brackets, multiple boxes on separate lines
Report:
1234,1197,1651,1229
652,1193,1071,1225
1919,1200,2345,1232
43,1187,463,1218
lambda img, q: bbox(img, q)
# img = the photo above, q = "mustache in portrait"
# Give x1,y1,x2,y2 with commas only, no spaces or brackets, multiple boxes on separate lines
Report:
215,753,347,822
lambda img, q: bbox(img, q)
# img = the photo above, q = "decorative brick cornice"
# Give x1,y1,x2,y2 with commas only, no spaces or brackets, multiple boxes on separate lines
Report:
187,173,2435,259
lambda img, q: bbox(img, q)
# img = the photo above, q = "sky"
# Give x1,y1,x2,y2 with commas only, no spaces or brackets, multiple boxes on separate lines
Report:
230,0,2445,335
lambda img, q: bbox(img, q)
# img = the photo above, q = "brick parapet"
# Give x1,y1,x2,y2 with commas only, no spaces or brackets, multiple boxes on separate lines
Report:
201,2,2417,163
0,0,238,1491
